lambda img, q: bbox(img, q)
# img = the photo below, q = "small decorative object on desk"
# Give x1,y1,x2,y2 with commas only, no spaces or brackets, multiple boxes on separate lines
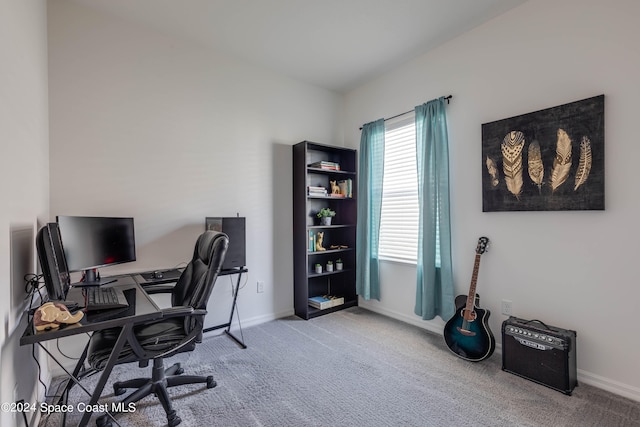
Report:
317,208,335,226
335,259,343,270
326,261,333,272
34,302,84,331
315,263,322,274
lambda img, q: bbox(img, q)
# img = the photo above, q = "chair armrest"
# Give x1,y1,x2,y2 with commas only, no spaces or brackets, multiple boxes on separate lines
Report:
142,283,176,294
161,306,194,318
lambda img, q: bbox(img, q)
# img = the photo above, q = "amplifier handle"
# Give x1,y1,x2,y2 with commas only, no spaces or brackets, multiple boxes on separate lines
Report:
523,319,552,330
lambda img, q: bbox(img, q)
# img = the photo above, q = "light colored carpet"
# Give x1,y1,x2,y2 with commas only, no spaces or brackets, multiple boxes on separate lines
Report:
41,307,640,426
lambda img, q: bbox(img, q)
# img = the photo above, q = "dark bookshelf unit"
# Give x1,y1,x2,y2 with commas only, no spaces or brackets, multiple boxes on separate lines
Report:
293,141,358,319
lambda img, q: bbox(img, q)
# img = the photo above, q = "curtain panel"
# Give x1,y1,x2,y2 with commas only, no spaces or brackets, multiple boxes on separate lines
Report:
414,98,455,320
356,119,385,300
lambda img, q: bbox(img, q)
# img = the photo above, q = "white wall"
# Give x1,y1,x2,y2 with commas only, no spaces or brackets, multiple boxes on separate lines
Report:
47,1,343,336
0,1,49,426
344,0,640,401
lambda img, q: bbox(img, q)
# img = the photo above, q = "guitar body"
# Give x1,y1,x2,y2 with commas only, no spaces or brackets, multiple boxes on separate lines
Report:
443,295,495,362
443,237,495,362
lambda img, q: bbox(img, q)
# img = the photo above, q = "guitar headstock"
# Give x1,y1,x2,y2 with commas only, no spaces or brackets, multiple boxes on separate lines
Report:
476,236,490,254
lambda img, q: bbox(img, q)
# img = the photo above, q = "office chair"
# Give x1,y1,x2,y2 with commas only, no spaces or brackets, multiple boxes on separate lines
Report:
87,230,229,427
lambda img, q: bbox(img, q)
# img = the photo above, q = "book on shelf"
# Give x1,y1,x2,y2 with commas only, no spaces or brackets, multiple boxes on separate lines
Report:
338,179,352,198
308,161,341,171
308,230,316,252
308,295,345,310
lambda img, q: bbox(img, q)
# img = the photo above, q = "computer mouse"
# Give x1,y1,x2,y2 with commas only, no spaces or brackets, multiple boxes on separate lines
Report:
153,271,163,279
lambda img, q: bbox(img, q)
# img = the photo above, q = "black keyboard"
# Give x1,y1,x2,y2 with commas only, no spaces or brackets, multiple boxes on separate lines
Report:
84,287,129,311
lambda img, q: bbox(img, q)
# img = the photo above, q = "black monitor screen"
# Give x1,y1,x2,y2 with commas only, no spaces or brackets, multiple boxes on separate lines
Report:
36,222,71,300
56,216,136,273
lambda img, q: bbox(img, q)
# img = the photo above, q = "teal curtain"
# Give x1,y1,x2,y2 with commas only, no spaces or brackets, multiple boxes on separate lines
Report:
356,119,385,300
414,98,454,320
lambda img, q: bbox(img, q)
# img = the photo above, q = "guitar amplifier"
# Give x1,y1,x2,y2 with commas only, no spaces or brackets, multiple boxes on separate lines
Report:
502,316,577,395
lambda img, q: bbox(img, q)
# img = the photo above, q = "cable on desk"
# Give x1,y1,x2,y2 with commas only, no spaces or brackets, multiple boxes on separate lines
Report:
56,337,86,361
24,273,45,320
32,344,49,399
233,270,248,291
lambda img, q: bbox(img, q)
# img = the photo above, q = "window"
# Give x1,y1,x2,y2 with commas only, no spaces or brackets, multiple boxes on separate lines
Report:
378,114,419,263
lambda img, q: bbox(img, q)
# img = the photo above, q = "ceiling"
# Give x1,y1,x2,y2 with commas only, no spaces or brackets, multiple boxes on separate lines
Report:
67,0,528,93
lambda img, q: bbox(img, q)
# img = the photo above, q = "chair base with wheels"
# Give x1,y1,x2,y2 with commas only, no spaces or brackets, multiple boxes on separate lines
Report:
97,359,217,427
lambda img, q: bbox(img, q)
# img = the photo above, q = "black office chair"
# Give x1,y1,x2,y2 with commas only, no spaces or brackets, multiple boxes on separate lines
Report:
87,230,229,427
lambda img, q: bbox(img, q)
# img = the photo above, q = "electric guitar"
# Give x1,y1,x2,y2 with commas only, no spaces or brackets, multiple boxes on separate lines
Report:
443,236,495,362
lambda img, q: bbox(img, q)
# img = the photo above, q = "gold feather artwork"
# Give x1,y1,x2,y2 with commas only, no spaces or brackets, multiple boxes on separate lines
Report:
527,140,544,194
501,131,525,199
550,128,572,193
485,156,499,187
574,136,592,191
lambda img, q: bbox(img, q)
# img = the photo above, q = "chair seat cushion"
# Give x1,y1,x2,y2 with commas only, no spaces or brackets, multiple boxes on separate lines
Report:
88,317,196,370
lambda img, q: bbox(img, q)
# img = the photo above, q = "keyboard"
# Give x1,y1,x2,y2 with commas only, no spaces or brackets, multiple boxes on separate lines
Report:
84,287,129,311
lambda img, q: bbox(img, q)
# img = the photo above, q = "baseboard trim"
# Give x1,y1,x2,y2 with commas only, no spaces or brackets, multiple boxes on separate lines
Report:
358,302,640,403
358,301,445,335
240,309,294,329
577,370,640,402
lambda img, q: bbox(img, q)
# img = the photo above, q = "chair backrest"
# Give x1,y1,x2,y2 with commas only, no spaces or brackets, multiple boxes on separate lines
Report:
171,231,229,310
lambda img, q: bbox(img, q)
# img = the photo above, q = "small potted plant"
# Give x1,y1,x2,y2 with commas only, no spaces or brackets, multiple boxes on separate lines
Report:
326,260,334,272
315,263,322,274
335,259,343,271
317,208,336,226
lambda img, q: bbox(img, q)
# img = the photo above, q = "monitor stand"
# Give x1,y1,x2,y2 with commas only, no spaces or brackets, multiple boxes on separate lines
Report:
72,268,117,287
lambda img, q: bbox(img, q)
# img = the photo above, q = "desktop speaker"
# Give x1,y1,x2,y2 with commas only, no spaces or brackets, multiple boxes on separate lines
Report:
502,316,577,395
205,217,246,270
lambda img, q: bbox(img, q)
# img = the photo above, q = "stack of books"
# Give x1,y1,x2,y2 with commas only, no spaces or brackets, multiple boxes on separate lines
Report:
309,161,341,171
308,186,328,197
308,295,345,310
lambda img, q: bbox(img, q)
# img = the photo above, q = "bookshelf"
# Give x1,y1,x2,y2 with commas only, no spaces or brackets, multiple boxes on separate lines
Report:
293,141,358,319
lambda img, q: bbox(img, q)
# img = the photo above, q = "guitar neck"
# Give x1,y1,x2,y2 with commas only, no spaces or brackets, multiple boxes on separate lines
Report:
465,253,482,311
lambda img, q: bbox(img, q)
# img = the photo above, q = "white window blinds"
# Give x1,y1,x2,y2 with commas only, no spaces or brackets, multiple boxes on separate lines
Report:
378,114,419,264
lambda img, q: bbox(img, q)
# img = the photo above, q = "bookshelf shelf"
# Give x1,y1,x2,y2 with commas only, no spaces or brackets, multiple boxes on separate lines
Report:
293,141,358,320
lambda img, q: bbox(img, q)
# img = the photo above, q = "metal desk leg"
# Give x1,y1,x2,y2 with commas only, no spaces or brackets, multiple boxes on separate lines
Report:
224,272,246,349
78,323,132,427
203,270,246,348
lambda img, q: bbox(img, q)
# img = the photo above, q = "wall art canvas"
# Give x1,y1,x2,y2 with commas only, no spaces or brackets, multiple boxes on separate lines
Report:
482,95,604,212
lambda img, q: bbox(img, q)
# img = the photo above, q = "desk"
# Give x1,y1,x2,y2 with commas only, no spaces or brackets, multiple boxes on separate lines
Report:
20,276,162,427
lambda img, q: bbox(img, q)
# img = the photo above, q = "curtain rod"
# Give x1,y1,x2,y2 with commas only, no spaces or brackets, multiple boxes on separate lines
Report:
359,95,452,130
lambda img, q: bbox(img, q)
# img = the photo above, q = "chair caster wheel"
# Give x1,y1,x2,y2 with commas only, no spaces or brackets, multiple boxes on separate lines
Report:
96,414,112,427
114,386,126,396
175,367,184,375
167,410,181,427
206,376,217,388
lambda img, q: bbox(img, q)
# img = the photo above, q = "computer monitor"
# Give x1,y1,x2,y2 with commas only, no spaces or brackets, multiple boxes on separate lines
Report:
36,222,71,301
56,216,136,286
